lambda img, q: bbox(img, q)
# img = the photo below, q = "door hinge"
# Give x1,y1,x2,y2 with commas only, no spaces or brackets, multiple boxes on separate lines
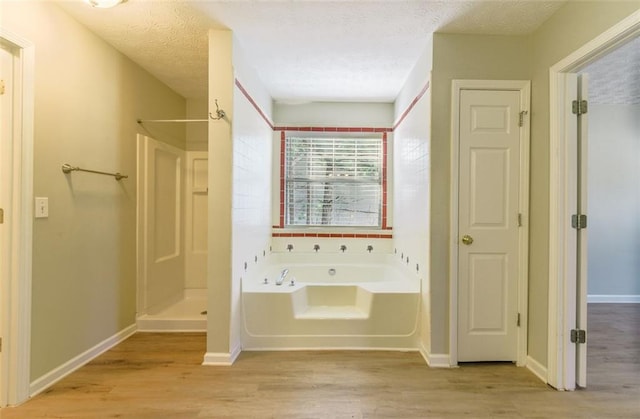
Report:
0,337,2,352
518,110,528,127
570,329,586,344
517,213,523,227
571,214,587,230
0,79,4,95
517,313,521,327
0,208,3,224
572,100,588,115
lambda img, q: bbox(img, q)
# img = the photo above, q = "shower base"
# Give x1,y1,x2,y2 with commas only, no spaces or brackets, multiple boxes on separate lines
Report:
137,289,207,332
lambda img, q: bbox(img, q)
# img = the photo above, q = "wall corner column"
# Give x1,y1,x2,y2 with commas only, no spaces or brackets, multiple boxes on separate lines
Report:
205,29,234,363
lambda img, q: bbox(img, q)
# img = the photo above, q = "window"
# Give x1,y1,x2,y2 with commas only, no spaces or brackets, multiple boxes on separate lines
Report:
285,136,383,227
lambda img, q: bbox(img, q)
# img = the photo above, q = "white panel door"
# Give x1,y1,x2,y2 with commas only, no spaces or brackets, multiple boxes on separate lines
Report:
561,73,590,389
573,73,589,388
138,135,185,314
458,89,521,362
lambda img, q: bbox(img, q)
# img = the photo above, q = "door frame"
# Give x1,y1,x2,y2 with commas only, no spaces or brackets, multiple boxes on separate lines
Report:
547,11,640,391
0,28,34,407
449,79,530,367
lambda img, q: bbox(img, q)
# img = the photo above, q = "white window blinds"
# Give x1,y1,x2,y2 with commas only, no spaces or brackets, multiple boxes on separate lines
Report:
285,136,382,227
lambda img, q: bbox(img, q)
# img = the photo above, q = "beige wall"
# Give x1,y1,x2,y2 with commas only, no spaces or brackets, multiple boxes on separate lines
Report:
527,0,640,366
186,98,208,151
430,34,531,355
1,1,186,381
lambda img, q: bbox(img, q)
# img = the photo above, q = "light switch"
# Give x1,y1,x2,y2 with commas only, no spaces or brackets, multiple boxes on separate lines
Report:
35,197,48,218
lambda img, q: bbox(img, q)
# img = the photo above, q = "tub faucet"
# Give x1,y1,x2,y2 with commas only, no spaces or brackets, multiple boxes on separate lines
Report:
314,244,320,252
340,244,347,253
287,244,293,252
276,268,289,286
367,245,373,253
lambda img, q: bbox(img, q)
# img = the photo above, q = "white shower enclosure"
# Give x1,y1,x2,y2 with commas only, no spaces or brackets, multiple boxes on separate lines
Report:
136,134,208,331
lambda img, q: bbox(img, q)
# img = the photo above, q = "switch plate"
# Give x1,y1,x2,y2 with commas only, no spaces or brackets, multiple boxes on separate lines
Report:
35,197,48,218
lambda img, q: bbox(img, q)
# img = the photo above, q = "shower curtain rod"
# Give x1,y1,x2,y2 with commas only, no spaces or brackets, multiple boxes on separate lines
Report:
137,101,227,124
136,118,209,123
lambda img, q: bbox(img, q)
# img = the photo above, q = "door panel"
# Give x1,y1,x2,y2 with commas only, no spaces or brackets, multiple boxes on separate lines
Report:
470,149,509,227
458,89,521,362
468,254,508,332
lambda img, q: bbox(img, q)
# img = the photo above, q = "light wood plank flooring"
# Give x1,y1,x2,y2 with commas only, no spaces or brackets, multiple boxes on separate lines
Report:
4,304,639,418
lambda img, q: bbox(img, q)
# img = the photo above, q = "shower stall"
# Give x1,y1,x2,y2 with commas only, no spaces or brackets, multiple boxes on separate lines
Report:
136,134,208,331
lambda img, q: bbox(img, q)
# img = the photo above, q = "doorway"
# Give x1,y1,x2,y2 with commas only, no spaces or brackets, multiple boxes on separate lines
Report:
547,15,640,391
450,80,530,366
581,38,640,305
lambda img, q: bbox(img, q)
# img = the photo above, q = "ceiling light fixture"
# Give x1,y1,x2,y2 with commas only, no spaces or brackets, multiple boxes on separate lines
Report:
84,0,126,8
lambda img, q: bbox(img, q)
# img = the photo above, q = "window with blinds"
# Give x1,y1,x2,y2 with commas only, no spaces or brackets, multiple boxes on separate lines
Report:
285,136,383,227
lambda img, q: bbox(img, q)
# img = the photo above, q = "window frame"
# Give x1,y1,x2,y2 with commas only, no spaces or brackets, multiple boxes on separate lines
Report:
279,131,389,230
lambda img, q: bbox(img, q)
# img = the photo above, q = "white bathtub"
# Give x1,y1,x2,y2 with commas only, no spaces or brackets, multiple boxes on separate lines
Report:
242,253,420,350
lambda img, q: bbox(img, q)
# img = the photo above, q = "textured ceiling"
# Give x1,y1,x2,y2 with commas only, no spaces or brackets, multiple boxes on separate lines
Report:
56,0,567,101
582,36,640,105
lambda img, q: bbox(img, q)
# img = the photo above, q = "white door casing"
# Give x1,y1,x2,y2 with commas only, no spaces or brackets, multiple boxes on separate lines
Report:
450,80,530,366
0,38,14,409
0,29,34,407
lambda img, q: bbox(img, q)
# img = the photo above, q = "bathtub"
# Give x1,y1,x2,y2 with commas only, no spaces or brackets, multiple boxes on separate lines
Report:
242,253,420,350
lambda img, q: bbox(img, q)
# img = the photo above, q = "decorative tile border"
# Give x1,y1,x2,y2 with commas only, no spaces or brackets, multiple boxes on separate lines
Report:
272,232,393,239
393,80,430,130
274,126,392,133
234,77,431,134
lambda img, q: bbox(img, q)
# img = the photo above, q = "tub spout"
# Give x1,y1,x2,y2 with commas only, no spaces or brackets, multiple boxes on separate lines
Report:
276,268,289,286
340,244,347,252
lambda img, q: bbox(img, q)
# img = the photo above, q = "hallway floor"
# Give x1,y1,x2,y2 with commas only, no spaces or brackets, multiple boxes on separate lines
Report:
4,304,639,418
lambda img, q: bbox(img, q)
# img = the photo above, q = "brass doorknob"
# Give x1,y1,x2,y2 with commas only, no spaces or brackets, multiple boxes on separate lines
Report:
461,235,474,245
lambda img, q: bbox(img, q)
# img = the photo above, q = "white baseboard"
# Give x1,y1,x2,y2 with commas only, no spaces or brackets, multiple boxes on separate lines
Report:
30,324,137,398
526,355,547,384
588,295,640,304
418,345,451,368
202,344,241,366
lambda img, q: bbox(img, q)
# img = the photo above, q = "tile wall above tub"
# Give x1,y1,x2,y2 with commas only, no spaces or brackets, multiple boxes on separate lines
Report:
271,236,393,254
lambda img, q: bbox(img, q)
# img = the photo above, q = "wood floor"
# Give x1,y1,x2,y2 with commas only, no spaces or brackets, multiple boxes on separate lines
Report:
4,304,639,418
